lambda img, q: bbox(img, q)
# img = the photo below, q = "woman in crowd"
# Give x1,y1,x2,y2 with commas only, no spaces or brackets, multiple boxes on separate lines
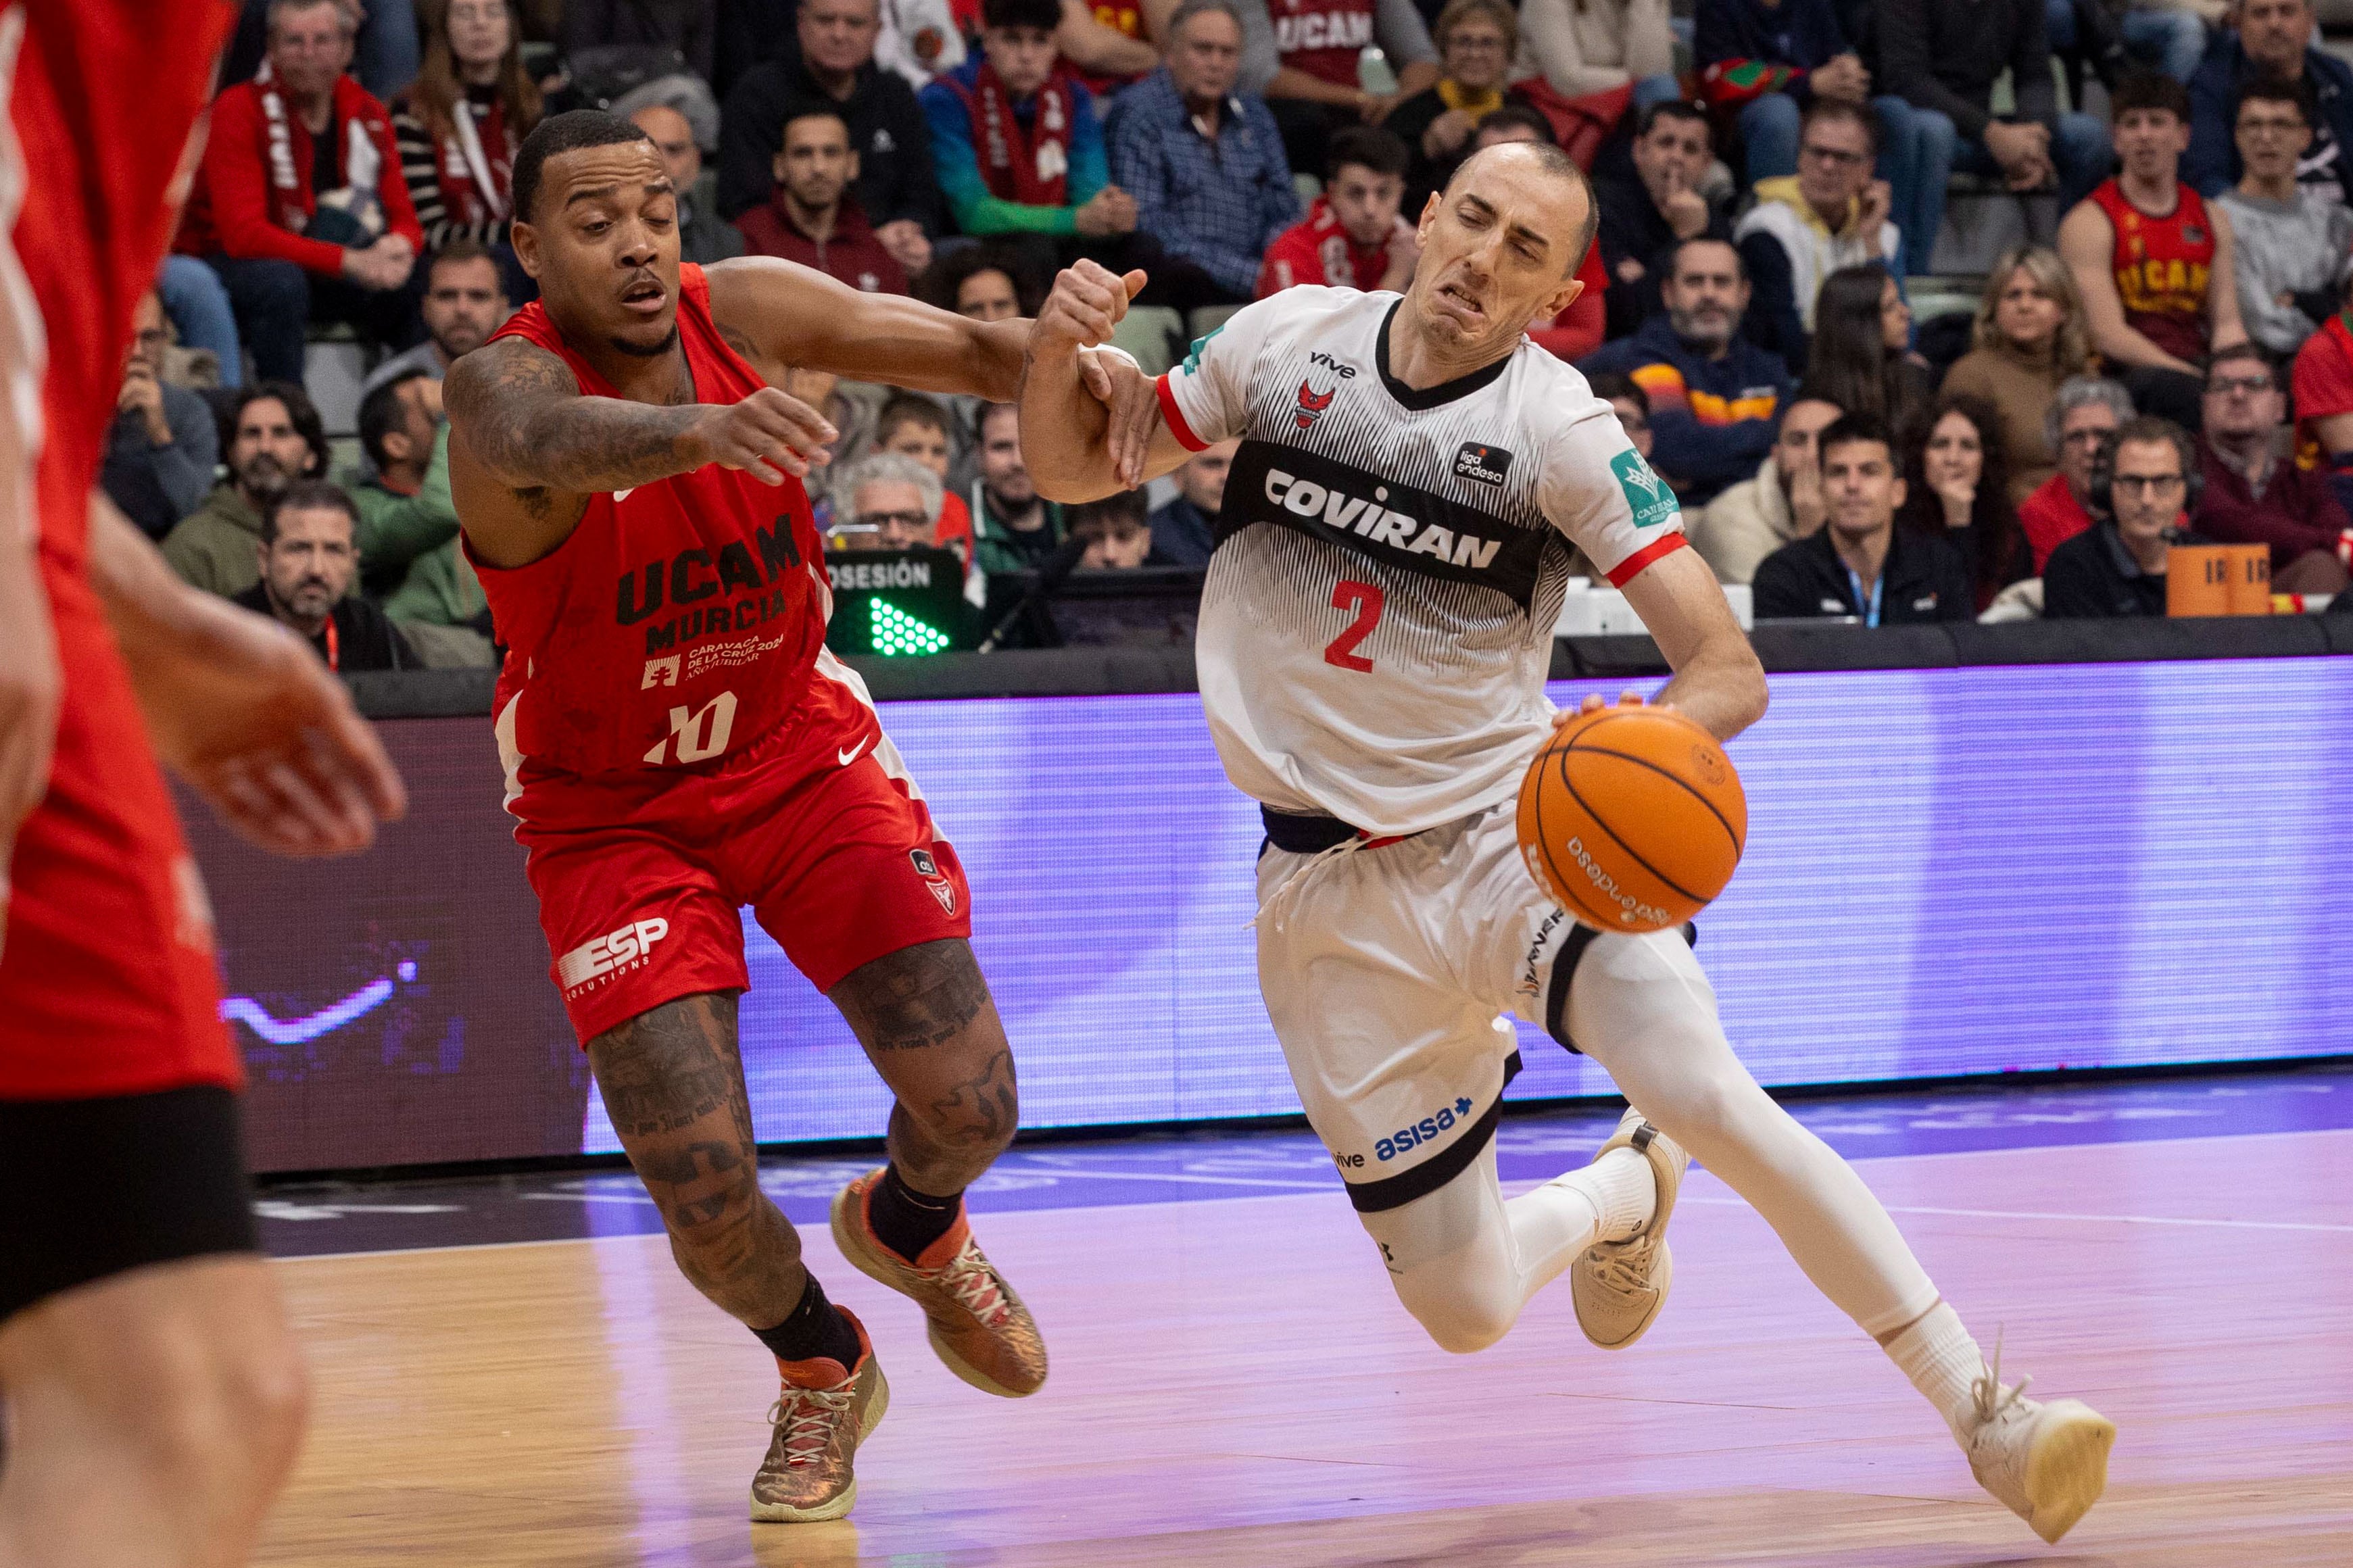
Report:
1384,0,1534,213
1901,394,2031,612
1515,0,1679,116
1805,262,1933,447
1940,245,2093,505
396,0,543,298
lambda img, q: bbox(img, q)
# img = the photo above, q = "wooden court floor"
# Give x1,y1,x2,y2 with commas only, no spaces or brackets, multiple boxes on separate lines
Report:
255,1127,2353,1567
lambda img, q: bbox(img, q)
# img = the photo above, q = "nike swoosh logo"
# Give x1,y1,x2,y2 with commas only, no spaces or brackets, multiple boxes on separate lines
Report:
838,738,870,767
612,488,634,503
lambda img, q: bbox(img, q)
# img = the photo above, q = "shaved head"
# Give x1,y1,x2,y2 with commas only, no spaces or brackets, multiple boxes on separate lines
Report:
1441,141,1596,275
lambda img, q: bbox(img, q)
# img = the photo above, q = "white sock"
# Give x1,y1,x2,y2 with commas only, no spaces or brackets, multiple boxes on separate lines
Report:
1885,1302,1987,1434
1569,1146,1656,1242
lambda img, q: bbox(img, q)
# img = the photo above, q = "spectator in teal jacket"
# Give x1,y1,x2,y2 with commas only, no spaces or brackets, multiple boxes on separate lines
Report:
920,0,1134,240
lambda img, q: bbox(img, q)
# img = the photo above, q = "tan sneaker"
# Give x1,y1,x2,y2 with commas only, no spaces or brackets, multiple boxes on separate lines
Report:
749,1308,890,1524
1570,1108,1689,1350
831,1168,1048,1398
1957,1343,2116,1544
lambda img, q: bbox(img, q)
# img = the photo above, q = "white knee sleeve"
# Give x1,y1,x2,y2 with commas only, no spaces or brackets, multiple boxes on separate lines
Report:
1568,931,1939,1336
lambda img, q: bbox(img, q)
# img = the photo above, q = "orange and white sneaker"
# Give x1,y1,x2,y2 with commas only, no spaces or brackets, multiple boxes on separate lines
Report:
831,1169,1048,1398
749,1307,890,1524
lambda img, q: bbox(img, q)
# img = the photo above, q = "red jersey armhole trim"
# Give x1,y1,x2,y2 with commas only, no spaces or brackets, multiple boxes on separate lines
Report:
1605,531,1688,587
1156,374,1208,452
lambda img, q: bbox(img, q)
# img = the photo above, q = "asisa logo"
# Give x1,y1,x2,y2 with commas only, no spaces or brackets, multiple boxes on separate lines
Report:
1376,1095,1477,1162
1294,379,1336,431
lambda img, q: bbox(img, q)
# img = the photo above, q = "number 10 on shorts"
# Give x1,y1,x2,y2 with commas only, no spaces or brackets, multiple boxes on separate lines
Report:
1325,580,1384,672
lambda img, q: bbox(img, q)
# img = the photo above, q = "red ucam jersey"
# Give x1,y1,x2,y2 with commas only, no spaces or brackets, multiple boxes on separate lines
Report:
1271,0,1377,87
472,264,840,803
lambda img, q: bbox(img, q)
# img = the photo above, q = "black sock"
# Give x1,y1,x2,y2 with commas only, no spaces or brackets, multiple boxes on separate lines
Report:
867,1162,961,1263
752,1273,863,1370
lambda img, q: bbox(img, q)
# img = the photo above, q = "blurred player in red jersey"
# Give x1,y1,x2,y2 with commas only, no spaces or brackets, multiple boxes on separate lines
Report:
0,5,406,1565
444,109,1149,1523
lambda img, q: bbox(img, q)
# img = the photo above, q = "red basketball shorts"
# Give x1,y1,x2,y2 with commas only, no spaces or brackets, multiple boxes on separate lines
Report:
0,566,234,1100
513,693,971,1046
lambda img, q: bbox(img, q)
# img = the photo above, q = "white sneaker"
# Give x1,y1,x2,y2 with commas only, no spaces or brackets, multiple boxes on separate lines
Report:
1570,1108,1689,1350
1956,1342,2116,1544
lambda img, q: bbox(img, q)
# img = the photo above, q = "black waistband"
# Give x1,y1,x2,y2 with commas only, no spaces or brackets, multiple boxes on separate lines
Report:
1261,807,1374,855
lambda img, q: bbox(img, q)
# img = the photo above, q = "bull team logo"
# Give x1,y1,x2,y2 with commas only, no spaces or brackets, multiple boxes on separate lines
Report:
1295,380,1336,432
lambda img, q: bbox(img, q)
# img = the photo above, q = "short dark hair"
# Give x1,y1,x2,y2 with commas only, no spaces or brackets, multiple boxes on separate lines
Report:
261,478,360,547
2112,69,2193,124
982,0,1061,31
1816,412,1895,467
1472,104,1556,147
358,371,431,471
2206,341,2278,384
1799,97,1879,155
1069,489,1149,534
2235,73,2314,127
915,243,1043,316
513,109,656,224
1635,99,1709,142
426,236,499,289
779,98,853,147
1584,370,1642,406
976,401,1020,442
2112,414,2196,474
876,392,950,445
1328,125,1409,182
224,381,331,480
1668,235,1745,283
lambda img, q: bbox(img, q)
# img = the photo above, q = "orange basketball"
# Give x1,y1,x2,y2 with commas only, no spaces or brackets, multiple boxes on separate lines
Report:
1515,702,1747,933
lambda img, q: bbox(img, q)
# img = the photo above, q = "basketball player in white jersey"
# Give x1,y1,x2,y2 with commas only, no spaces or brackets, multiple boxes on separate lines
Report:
1019,141,2116,1544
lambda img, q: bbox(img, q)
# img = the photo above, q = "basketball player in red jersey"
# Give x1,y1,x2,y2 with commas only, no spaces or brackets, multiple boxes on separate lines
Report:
443,109,1144,1523
0,4,408,1565
2058,71,2246,428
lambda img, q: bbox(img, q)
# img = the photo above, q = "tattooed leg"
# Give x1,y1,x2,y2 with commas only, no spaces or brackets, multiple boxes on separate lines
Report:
829,939,1019,1194
587,991,807,1326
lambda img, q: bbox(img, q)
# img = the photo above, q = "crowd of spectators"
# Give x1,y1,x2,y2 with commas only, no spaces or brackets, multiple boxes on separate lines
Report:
120,0,2353,670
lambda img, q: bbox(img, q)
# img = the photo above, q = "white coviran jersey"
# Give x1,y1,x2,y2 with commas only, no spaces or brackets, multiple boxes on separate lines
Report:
1156,286,1691,835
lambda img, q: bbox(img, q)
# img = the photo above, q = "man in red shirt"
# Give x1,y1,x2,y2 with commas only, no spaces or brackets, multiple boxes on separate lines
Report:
2018,376,2133,570
177,0,428,383
2193,342,2353,591
735,102,911,295
2293,292,2353,544
2058,72,2248,432
1258,125,1419,297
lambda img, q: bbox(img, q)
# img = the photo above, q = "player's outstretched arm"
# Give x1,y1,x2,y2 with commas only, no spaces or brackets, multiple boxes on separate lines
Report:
85,493,406,857
445,337,832,497
1616,545,1770,743
705,256,1032,403
1020,260,1192,501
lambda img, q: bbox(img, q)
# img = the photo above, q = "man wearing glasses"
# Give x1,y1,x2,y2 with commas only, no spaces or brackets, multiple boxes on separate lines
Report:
2213,78,2353,356
101,291,220,540
1732,99,1901,374
2043,416,2210,616
2018,376,2135,570
2193,344,2353,593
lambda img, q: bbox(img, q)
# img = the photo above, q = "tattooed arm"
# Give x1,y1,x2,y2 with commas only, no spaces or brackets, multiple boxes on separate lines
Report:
444,336,840,568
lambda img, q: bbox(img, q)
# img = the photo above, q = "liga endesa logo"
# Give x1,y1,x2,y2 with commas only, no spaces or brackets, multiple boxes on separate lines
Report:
1566,835,1672,927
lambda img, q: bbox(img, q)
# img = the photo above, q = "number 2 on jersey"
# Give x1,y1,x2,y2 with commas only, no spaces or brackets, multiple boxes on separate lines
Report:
1324,580,1384,672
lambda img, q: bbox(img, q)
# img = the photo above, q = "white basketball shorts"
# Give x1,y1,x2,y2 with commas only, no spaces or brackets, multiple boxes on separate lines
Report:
1253,802,1684,1213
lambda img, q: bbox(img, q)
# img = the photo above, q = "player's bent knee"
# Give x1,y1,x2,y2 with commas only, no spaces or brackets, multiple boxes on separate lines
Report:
1391,1269,1520,1354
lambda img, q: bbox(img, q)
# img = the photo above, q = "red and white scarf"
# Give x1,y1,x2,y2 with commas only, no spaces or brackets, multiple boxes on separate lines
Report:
436,94,514,228
254,61,383,232
954,62,1073,206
